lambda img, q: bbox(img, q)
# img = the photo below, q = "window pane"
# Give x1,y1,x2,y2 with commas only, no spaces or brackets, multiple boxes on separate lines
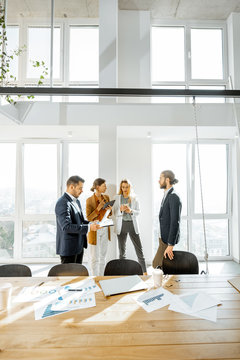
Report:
68,143,98,215
191,29,223,79
152,27,185,82
151,86,185,103
24,144,57,214
27,27,60,79
22,221,57,258
192,219,229,256
0,143,16,215
189,86,225,103
0,221,14,259
152,144,187,255
6,26,19,81
195,144,227,214
69,27,99,82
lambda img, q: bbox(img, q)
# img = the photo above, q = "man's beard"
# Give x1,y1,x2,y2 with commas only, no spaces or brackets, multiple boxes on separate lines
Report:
160,182,167,189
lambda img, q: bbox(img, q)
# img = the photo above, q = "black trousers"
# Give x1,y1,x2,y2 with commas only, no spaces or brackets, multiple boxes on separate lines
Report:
60,249,84,264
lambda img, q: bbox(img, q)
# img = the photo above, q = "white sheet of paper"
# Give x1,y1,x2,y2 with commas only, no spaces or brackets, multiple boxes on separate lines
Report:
65,279,101,295
99,275,148,296
99,209,113,227
14,286,62,303
169,292,221,313
135,287,174,312
168,292,221,322
51,293,96,311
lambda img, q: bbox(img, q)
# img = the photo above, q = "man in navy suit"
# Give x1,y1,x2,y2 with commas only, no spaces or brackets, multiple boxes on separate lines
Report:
152,170,182,269
55,175,100,264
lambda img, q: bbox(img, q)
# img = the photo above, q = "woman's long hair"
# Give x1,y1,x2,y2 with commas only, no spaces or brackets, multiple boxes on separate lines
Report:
90,178,106,192
118,179,135,203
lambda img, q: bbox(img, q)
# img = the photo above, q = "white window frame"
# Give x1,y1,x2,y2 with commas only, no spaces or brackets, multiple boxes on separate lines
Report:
152,139,232,260
151,20,228,89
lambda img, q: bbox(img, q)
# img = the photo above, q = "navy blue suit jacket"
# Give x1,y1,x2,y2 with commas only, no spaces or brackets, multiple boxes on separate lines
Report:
159,187,182,246
55,193,89,256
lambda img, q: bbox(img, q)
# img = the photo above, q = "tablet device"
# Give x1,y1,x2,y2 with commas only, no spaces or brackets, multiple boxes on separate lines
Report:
102,200,115,209
99,275,148,297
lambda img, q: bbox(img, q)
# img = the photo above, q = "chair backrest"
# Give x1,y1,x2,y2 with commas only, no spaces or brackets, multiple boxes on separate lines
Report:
0,264,32,277
48,263,89,276
162,251,199,275
104,259,143,276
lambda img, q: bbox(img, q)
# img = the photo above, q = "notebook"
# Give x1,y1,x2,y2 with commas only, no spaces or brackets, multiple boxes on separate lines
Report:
99,275,148,297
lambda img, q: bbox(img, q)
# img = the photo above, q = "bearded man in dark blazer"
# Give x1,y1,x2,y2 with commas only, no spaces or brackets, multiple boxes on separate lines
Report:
152,170,182,269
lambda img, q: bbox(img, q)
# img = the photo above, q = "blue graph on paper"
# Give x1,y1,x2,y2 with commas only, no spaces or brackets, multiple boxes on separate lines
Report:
142,293,164,306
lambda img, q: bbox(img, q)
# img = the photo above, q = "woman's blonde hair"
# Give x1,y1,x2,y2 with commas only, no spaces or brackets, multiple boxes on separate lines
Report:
118,179,135,203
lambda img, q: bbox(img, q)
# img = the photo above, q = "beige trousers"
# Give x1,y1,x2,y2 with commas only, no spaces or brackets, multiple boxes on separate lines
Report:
152,238,168,268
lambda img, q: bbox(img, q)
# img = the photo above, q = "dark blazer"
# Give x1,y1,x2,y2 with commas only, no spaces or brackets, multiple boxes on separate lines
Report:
159,187,182,246
55,193,89,256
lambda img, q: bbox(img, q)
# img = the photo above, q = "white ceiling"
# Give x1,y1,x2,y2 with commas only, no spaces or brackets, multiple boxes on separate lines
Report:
6,0,240,20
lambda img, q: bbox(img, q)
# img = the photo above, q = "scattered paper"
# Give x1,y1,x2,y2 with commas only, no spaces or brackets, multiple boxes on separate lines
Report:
168,292,222,322
14,285,62,303
51,292,96,311
135,287,174,312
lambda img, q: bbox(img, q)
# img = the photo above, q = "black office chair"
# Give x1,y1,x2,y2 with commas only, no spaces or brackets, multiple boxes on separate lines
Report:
0,264,32,277
104,259,143,276
162,250,199,275
48,263,89,276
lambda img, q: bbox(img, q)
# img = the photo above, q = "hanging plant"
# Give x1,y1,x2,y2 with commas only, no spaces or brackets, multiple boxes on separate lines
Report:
0,4,48,105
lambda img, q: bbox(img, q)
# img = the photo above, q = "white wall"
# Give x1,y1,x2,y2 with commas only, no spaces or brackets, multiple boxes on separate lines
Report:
117,138,152,263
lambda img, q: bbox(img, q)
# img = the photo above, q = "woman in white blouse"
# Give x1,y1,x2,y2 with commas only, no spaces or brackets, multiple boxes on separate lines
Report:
114,179,147,274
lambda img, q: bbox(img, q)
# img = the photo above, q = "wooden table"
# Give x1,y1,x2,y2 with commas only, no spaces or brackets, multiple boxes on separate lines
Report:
0,274,240,360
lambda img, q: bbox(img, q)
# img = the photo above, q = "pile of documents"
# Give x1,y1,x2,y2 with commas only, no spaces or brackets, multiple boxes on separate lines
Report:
135,287,222,322
14,279,101,320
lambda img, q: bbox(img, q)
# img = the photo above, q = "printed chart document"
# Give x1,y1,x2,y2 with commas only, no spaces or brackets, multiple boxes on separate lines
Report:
168,291,222,322
135,287,174,313
14,285,62,303
99,275,148,297
51,293,96,311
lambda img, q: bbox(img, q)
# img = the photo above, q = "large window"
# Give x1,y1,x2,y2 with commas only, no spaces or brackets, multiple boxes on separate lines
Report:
151,24,227,103
152,142,230,259
0,141,98,261
0,143,16,259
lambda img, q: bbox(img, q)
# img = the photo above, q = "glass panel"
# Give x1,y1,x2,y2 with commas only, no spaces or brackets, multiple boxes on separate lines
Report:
0,221,14,259
194,144,227,214
6,26,19,81
24,144,58,214
27,27,60,79
68,143,99,216
189,86,225,103
192,219,229,257
0,143,16,216
191,28,223,79
151,86,185,103
69,27,99,82
152,144,187,254
174,220,188,251
22,221,57,258
152,27,185,82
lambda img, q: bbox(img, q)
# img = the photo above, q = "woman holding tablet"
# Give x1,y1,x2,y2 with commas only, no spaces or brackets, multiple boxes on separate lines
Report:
114,179,147,274
86,178,112,276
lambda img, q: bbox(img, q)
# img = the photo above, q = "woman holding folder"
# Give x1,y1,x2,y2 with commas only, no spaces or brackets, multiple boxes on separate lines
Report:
114,179,147,274
86,178,112,276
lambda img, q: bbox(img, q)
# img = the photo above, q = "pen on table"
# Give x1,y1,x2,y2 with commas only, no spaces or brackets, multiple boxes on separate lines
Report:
68,289,83,292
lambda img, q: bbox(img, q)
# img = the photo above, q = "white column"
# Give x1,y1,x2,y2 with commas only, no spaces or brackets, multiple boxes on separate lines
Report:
227,13,240,89
99,0,118,88
228,13,240,262
99,124,117,260
118,10,151,88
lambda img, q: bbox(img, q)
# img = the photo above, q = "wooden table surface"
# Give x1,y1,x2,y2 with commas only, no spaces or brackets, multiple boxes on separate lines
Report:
0,274,240,360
